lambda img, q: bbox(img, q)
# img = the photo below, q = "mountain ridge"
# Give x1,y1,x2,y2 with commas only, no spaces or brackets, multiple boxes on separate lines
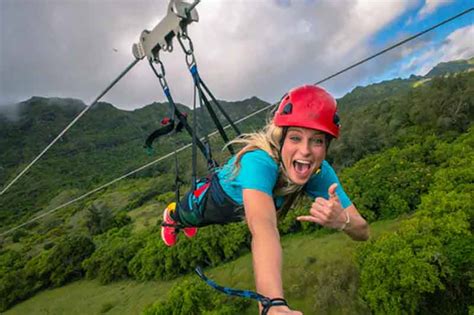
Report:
3,57,472,123
1,57,472,227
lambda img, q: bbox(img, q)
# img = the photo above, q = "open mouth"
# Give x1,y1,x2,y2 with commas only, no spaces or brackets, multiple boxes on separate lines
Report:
293,159,312,176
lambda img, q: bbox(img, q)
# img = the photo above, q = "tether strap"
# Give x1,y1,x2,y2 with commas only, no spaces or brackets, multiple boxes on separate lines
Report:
191,65,236,155
195,266,289,315
178,30,240,156
149,59,216,207
198,76,241,137
148,60,209,158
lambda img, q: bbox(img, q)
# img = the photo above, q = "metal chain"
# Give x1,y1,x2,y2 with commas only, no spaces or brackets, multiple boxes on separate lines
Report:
177,31,218,172
148,56,181,201
149,58,169,91
177,32,196,68
157,62,170,97
149,58,174,120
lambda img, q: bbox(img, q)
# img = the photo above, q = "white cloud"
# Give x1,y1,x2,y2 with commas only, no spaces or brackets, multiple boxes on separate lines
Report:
171,0,417,103
402,24,474,76
329,0,412,58
0,0,420,109
417,0,454,20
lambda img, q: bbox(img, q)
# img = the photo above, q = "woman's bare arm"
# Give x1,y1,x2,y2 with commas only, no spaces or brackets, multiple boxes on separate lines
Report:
243,189,302,315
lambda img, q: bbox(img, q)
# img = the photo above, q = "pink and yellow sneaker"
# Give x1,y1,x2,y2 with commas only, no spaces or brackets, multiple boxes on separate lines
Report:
161,202,198,246
161,203,178,247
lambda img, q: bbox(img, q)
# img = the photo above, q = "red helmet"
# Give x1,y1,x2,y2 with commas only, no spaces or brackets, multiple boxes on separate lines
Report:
273,85,340,138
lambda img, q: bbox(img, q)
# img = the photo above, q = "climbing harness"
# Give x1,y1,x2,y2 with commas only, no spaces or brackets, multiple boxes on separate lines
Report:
132,4,262,304
195,266,289,315
132,1,279,308
134,0,242,219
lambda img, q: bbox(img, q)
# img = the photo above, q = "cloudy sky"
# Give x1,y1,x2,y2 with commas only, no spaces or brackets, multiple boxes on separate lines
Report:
1,0,473,110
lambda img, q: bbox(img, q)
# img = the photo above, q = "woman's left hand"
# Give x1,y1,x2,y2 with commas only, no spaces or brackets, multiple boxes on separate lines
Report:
296,183,347,230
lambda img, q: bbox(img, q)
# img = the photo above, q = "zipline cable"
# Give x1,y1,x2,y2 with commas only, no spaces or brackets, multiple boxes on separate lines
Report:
0,59,140,197
1,7,472,237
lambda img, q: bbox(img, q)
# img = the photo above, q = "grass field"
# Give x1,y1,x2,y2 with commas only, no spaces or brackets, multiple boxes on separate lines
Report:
5,219,399,315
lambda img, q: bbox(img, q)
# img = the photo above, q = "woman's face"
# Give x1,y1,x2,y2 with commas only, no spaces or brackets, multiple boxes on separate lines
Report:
281,127,326,185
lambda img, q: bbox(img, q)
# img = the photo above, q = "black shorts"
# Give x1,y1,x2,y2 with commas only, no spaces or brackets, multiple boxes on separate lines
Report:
175,173,245,227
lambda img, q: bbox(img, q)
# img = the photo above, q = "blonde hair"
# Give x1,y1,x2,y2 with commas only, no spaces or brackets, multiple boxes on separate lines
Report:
226,121,304,198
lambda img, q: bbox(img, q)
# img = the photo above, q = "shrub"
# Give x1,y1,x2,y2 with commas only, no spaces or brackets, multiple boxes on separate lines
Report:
278,196,320,235
86,202,131,236
24,233,95,287
156,191,175,204
356,129,473,314
83,227,145,284
142,276,250,315
357,217,446,314
129,223,250,281
0,234,94,311
288,258,369,314
340,141,437,221
11,229,28,243
0,249,28,311
0,269,30,311
125,177,173,210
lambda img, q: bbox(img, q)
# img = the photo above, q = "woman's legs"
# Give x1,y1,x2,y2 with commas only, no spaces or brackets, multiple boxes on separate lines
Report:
161,180,210,247
161,201,199,247
160,174,244,246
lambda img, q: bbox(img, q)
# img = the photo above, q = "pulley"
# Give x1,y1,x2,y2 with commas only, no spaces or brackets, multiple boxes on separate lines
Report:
132,0,200,61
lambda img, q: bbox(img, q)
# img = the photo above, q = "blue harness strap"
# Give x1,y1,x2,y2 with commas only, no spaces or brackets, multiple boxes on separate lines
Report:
195,266,289,315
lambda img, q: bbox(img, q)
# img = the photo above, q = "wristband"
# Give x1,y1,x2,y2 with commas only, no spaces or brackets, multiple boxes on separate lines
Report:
261,298,288,315
338,209,350,231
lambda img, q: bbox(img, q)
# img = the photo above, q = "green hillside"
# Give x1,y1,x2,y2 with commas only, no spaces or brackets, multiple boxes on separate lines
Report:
5,219,399,315
0,58,473,314
0,96,270,226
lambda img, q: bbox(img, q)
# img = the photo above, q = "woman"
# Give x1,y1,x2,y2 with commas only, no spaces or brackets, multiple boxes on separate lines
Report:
161,84,369,315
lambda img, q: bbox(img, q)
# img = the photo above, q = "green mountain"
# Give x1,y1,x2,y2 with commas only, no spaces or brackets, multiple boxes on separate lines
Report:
426,56,474,77
337,76,418,111
0,95,270,226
